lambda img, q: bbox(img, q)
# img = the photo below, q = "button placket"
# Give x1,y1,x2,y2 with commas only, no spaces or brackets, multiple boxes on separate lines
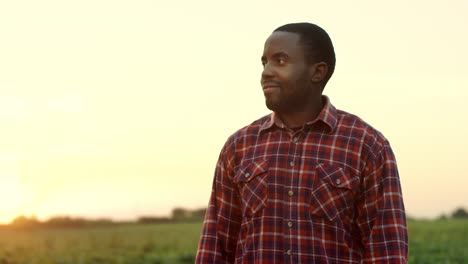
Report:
285,133,301,260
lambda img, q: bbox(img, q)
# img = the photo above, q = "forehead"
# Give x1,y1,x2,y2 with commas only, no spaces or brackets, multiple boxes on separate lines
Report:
263,31,304,56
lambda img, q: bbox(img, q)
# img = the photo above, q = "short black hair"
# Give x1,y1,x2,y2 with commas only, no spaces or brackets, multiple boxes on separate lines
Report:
274,22,336,86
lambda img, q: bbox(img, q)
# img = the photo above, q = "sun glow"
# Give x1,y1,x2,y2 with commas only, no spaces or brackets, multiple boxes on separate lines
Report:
0,153,23,224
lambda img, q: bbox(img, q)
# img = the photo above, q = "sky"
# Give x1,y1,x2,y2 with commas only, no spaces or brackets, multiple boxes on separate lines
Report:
1,0,467,224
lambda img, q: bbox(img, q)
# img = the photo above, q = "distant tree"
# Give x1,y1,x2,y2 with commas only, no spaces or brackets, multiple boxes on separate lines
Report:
191,208,207,220
92,218,114,225
43,216,114,228
172,207,191,221
10,215,40,228
437,214,448,221
452,207,468,219
44,216,87,227
137,216,171,224
170,207,207,221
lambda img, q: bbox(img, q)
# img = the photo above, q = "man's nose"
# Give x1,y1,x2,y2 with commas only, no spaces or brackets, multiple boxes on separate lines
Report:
262,63,274,79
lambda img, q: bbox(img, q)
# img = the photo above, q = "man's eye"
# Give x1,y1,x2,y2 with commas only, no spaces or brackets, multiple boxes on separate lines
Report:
278,58,286,64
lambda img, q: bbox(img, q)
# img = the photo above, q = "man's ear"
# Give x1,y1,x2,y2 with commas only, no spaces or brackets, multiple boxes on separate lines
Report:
309,62,328,83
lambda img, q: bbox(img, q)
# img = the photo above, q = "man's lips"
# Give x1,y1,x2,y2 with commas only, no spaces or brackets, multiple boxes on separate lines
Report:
262,82,280,91
263,87,279,94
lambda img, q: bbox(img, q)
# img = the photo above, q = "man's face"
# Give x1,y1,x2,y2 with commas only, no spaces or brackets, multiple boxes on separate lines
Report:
261,31,318,113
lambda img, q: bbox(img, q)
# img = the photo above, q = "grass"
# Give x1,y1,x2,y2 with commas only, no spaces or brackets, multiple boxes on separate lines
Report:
408,218,468,264
0,222,202,264
0,219,467,263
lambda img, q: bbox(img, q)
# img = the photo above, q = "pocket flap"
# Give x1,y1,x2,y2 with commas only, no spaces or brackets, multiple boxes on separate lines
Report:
317,163,355,190
234,159,268,183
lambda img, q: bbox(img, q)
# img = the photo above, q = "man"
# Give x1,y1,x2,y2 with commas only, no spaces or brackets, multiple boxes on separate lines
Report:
196,22,408,263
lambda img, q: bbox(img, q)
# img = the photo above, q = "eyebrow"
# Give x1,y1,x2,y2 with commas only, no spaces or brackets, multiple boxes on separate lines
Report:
261,51,290,62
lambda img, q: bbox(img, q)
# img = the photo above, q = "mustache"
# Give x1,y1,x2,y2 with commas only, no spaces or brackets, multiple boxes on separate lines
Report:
261,80,281,87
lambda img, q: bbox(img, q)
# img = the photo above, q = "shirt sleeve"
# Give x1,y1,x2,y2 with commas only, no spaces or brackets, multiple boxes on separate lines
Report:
195,144,242,263
356,141,409,263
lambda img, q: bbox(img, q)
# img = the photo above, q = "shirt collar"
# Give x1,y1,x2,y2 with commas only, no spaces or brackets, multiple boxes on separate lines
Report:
259,95,337,133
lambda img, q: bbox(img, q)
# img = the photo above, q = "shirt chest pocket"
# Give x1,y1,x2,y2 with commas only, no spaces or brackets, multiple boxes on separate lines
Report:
233,159,269,217
310,164,359,223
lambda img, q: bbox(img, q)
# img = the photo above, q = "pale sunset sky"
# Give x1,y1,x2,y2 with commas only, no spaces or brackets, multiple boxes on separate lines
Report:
1,0,467,224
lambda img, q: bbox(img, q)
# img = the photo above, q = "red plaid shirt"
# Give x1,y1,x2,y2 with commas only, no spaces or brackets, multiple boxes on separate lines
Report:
196,97,408,263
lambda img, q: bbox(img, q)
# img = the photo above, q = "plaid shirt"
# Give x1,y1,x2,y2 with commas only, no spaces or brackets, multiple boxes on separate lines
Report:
196,97,408,263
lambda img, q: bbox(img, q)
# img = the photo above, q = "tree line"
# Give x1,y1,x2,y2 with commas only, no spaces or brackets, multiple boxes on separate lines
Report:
437,207,468,220
1,207,206,229
2,206,467,229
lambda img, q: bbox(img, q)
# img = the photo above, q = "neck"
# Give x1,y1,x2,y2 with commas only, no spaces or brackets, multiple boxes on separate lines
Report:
276,97,323,129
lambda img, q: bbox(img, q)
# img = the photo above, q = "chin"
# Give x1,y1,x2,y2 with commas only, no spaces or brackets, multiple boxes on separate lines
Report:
265,99,281,112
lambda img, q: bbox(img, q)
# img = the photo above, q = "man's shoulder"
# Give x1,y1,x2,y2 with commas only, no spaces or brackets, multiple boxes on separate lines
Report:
335,108,389,150
231,114,270,139
222,114,270,150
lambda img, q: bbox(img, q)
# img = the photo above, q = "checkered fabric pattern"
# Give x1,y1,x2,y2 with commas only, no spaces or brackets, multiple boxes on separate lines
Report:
196,96,408,263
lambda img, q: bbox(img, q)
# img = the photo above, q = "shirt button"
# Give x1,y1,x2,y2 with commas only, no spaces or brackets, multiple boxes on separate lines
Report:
289,161,295,167
288,221,293,228
335,178,341,185
245,173,250,178
288,190,294,196
286,249,291,255
292,137,298,143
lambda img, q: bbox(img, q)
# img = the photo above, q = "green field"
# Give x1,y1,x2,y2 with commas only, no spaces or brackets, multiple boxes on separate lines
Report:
407,219,468,264
0,222,202,264
0,219,467,263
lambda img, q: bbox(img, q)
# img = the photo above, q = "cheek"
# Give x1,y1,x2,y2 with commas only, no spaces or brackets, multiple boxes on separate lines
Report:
277,66,310,91
277,70,297,87
295,70,312,86
285,73,306,91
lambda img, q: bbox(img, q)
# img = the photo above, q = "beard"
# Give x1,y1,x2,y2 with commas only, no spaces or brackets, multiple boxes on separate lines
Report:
265,73,313,113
